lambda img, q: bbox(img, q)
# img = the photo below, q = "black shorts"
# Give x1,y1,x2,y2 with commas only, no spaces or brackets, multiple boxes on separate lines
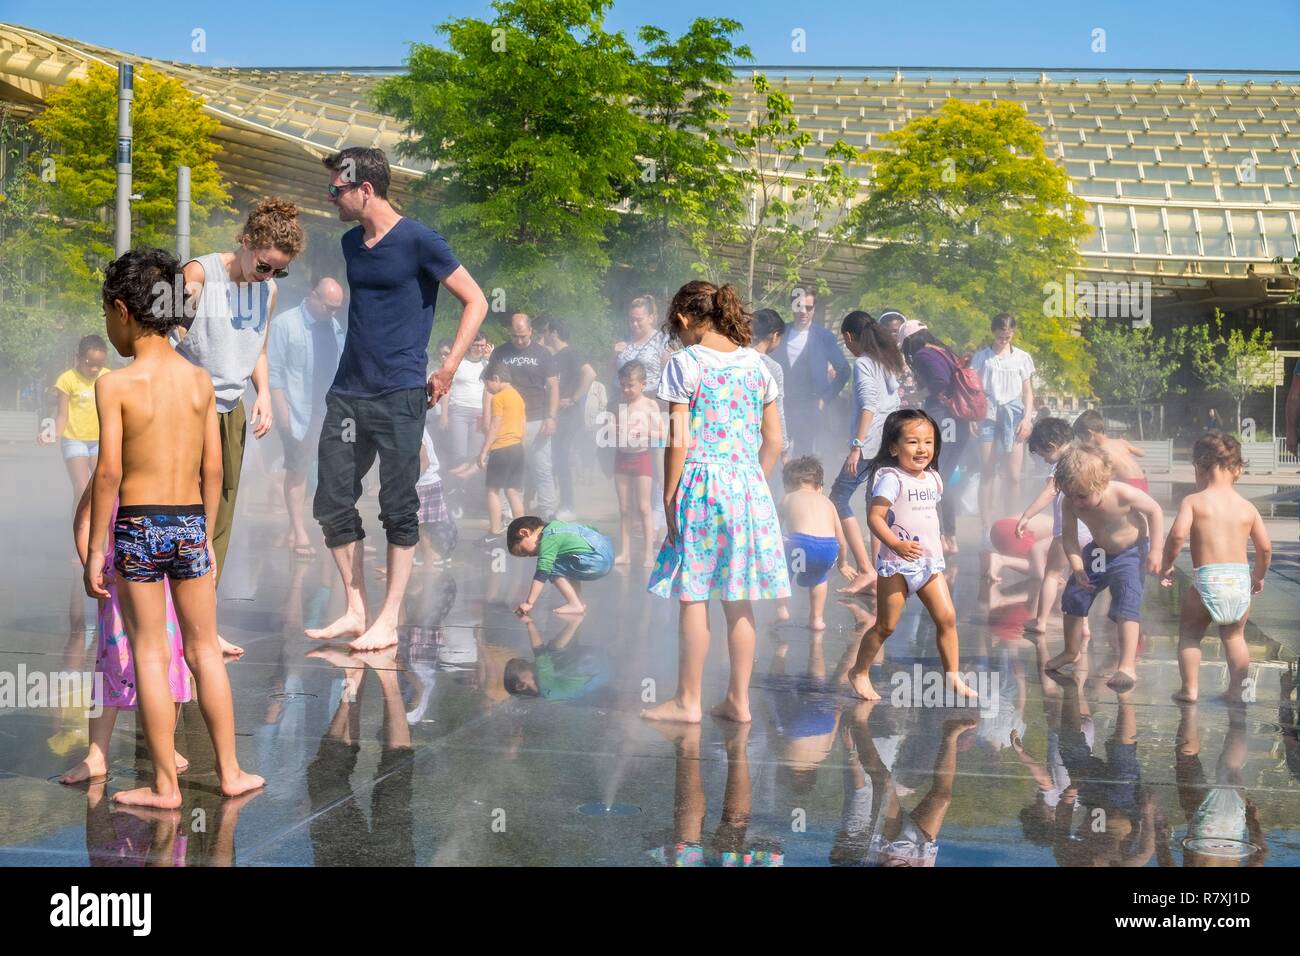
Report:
485,444,525,490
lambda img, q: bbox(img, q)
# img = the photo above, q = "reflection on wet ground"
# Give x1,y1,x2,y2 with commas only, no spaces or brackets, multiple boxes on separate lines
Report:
2,452,1299,866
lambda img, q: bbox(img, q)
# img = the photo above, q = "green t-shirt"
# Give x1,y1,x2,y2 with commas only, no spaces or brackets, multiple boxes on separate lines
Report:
534,521,597,577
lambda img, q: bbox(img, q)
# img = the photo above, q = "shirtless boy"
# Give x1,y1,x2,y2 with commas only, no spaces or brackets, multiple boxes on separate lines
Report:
86,248,263,807
1050,443,1164,690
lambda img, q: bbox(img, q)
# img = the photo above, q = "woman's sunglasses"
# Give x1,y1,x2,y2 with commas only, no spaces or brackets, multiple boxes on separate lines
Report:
254,259,290,279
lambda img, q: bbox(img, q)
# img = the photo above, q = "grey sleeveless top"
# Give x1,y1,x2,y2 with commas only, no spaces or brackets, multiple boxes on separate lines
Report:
175,252,274,413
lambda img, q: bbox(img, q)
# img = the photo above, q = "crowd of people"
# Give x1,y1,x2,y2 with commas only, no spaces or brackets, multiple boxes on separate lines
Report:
40,145,1275,827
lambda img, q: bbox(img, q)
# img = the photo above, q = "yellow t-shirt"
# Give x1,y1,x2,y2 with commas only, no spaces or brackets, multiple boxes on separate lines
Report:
490,386,526,450
55,367,107,441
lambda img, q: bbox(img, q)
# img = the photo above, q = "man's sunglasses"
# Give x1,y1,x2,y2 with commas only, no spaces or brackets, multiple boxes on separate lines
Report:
328,182,360,199
254,259,290,279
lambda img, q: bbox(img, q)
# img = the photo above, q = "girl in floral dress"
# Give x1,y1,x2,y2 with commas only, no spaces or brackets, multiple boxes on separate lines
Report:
644,282,789,724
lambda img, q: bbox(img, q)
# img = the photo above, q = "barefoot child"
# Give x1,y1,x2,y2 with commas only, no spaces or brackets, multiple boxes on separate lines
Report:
61,481,194,784
508,515,613,615
845,409,978,703
416,421,457,566
612,360,661,567
86,248,263,806
780,457,848,631
1073,410,1148,491
453,364,524,544
644,281,790,724
1017,418,1093,635
1051,444,1164,690
1159,433,1270,703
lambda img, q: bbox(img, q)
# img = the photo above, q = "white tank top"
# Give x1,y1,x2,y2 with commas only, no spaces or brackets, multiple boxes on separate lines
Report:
175,252,273,414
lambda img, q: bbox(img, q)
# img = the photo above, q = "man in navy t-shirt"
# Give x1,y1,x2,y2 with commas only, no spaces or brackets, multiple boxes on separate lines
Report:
311,147,487,651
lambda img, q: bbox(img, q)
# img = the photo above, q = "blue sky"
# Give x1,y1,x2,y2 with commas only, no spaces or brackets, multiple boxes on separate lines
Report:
5,0,1298,71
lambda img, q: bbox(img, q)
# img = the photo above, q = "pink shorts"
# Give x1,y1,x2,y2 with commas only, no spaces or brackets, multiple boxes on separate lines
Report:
1119,476,1149,493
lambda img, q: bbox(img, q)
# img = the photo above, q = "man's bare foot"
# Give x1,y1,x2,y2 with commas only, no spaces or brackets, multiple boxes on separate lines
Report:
349,619,399,651
553,602,587,616
614,552,631,566
640,697,702,723
848,667,881,701
809,617,826,632
219,769,265,798
306,611,366,642
1024,619,1048,634
1044,651,1079,673
837,570,877,594
60,751,109,785
112,786,182,809
1173,687,1198,703
709,697,752,723
947,672,980,702
218,635,245,657
1106,668,1137,691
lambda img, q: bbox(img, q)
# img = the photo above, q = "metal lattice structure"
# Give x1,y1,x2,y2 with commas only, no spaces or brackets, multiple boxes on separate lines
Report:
2,23,1298,307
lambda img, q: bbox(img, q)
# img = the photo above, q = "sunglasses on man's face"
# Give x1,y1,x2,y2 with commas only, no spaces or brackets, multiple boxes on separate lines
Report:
328,182,360,200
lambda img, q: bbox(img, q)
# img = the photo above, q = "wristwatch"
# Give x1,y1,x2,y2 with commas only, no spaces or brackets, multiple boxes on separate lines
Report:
849,438,867,449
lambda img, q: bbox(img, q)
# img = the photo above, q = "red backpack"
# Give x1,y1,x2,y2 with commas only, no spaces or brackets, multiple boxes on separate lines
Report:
934,348,988,422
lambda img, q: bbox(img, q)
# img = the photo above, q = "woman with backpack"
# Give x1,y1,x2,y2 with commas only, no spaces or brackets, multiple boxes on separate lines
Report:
970,313,1037,536
899,319,987,555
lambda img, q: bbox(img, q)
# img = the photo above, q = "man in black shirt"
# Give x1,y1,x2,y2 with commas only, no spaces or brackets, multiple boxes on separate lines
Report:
539,317,596,520
487,313,559,518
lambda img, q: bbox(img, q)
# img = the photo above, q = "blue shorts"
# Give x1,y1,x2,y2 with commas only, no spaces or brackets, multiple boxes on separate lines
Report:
534,527,614,583
1061,538,1148,623
978,403,1025,453
785,532,839,588
61,438,99,460
113,505,212,583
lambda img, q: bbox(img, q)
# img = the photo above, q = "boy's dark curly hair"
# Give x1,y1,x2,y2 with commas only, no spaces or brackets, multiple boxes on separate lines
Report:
101,248,184,335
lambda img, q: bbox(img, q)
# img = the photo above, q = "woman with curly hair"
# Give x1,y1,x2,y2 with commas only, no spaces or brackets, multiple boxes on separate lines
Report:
176,196,305,654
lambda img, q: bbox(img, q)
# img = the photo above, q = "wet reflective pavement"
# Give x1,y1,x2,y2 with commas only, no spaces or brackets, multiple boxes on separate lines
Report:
3,448,1300,866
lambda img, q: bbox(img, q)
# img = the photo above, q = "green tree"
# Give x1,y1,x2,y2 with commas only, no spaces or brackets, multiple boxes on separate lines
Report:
1190,309,1274,434
724,73,862,308
847,99,1092,391
373,0,645,348
1084,320,1188,440
609,18,751,302
0,65,230,375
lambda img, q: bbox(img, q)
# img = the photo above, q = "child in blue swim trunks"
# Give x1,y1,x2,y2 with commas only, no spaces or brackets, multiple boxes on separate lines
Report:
779,457,848,631
508,515,613,616
1051,444,1164,691
1159,433,1271,703
85,248,263,808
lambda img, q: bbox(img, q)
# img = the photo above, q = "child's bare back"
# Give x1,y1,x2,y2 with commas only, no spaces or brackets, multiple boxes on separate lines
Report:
106,350,215,506
783,487,839,538
1181,485,1258,566
1096,436,1145,481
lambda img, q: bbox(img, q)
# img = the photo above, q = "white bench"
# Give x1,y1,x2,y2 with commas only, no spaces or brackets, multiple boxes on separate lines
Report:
1129,439,1172,473
0,411,38,444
